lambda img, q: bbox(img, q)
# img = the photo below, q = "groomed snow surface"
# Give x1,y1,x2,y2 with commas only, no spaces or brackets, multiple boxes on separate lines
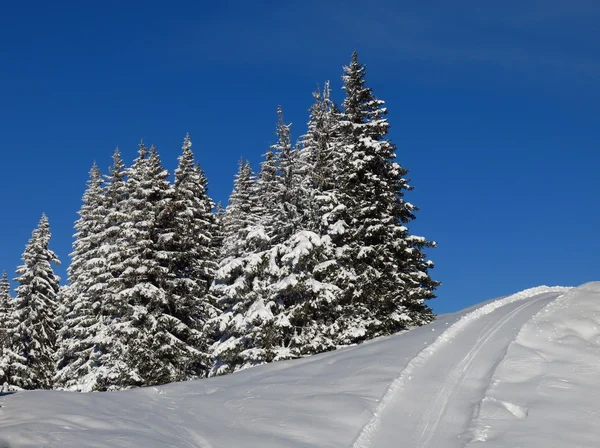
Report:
2,283,600,447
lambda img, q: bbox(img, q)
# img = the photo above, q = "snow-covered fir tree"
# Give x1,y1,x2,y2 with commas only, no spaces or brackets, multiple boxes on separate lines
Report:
265,107,302,245
55,149,132,391
83,147,132,390
297,82,343,232
213,201,226,258
211,55,438,374
0,270,10,335
55,162,109,390
210,114,298,374
209,157,267,374
13,53,438,387
332,52,438,342
2,215,61,389
0,271,9,302
210,106,343,374
264,82,350,355
105,142,174,387
64,163,105,298
168,134,219,298
89,141,215,388
58,139,221,390
0,270,11,384
150,134,220,381
220,159,263,259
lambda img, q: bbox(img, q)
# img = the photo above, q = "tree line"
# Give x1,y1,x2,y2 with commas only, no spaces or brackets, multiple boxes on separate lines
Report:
0,53,438,391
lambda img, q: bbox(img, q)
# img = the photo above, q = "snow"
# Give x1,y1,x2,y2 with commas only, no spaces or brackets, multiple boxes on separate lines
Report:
352,285,569,448
467,282,600,447
3,283,600,447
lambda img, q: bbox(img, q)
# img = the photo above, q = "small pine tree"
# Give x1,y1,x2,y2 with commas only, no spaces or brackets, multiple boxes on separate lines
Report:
3,215,61,389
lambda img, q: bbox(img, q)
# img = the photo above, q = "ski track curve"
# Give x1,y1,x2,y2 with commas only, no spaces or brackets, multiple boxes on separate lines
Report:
351,286,570,448
413,296,547,448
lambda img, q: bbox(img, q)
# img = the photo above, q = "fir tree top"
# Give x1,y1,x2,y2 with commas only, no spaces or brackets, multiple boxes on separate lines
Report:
17,214,62,277
342,52,388,136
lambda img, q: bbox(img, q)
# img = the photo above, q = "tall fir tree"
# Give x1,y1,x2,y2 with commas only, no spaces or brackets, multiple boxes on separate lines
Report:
3,215,61,389
85,147,133,390
0,270,11,384
151,134,220,381
99,147,129,321
95,141,214,387
262,82,350,356
254,148,279,239
211,106,344,374
55,162,109,389
0,271,10,302
167,134,219,297
333,52,438,342
107,142,173,387
211,123,298,374
0,270,10,333
220,159,263,259
210,157,268,374
213,201,226,259
65,163,105,295
55,149,131,391
266,107,301,245
297,81,344,234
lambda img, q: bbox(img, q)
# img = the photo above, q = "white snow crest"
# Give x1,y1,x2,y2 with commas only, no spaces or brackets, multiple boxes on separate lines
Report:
466,282,600,447
351,285,571,448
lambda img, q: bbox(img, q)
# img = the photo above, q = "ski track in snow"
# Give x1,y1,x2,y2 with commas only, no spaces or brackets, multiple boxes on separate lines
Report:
413,296,547,448
351,286,570,448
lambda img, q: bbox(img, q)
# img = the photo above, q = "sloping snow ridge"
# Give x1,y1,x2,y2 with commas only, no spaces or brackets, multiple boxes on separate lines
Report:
351,285,570,448
466,282,600,447
3,283,600,448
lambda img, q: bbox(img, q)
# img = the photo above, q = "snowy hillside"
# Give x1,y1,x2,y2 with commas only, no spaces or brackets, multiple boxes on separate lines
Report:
2,283,600,447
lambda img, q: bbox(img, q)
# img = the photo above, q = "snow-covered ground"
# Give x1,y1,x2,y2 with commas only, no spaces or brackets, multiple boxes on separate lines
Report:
2,283,600,447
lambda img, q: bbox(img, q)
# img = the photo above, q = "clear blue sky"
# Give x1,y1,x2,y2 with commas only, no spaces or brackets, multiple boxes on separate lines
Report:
1,0,598,313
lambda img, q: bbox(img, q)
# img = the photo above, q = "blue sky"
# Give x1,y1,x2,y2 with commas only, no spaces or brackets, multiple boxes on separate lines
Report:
1,0,598,313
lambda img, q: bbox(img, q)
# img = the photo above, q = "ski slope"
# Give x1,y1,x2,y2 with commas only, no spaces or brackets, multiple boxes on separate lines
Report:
2,283,600,447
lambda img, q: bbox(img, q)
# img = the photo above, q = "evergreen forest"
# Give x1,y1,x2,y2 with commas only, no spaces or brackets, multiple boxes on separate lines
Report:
0,53,439,391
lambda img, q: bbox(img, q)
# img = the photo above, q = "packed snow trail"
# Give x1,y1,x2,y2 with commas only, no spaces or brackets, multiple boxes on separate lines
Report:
467,283,600,447
352,286,568,448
